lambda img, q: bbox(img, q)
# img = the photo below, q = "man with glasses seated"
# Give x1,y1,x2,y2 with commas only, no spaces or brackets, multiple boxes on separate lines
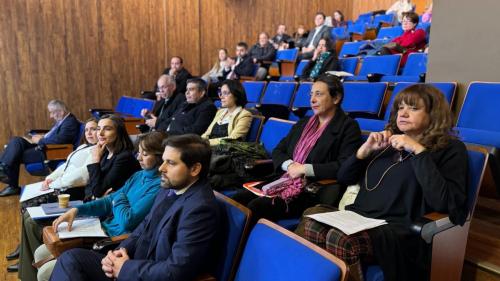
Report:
0,100,80,196
140,74,185,133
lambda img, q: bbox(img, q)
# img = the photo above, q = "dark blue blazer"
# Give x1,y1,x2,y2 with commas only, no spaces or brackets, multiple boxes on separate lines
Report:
38,113,81,148
118,178,220,281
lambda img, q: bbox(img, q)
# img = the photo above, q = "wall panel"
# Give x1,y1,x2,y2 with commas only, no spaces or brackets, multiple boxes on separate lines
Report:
199,0,350,75
0,0,166,145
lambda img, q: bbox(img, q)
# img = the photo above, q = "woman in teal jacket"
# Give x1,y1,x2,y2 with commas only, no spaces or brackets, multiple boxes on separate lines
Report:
32,132,167,281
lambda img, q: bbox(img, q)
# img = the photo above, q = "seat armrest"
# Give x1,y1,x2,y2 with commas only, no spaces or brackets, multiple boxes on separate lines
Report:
244,159,273,169
239,76,256,81
45,144,74,160
410,212,454,243
92,234,130,251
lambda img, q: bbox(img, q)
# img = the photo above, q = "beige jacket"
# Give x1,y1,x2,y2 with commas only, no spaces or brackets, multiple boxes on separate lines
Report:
202,107,253,145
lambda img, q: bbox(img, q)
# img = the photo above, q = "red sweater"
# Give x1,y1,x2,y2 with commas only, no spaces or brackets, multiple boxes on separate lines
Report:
391,29,427,66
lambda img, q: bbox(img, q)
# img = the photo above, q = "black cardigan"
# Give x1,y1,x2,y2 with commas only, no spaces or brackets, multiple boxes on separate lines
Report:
271,109,361,181
342,138,468,226
85,150,141,198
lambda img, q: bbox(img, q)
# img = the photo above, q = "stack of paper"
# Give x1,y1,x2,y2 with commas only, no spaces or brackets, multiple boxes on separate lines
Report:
57,218,108,239
306,211,387,235
20,181,54,202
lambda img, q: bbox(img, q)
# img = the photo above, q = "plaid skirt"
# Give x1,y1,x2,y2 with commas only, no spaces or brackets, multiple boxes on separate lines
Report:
302,210,373,265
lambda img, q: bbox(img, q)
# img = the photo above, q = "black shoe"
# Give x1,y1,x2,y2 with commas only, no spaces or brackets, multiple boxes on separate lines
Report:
0,164,9,184
7,262,18,272
5,245,19,260
0,186,20,197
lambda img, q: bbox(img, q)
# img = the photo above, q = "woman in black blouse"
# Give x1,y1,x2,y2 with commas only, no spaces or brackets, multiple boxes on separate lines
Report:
85,114,141,200
301,84,468,281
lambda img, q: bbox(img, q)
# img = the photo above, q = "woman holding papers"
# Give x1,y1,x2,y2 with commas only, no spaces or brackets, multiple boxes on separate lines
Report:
7,118,98,273
301,84,468,281
20,117,98,208
232,74,361,224
23,132,166,281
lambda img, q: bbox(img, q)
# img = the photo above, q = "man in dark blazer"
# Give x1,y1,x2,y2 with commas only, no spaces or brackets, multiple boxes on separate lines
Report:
160,56,193,97
140,74,185,132
50,134,221,281
0,100,81,196
163,78,216,135
300,12,332,60
230,42,256,79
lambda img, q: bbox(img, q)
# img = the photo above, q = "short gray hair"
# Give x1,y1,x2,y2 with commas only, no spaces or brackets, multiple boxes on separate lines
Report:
47,100,68,112
158,74,176,86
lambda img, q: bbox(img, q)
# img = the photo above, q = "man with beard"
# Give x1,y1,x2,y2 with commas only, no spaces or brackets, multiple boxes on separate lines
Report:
50,134,221,281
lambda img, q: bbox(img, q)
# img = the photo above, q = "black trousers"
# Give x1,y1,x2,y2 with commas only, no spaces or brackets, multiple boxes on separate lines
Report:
0,137,45,187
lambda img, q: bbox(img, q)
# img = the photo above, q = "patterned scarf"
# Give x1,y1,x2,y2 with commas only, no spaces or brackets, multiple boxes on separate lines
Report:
265,115,331,202
309,51,331,79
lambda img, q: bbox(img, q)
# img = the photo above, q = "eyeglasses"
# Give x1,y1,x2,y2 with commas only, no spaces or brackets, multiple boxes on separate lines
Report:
218,91,232,97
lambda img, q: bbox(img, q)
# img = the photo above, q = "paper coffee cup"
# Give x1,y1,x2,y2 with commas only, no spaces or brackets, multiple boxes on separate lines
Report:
58,194,70,209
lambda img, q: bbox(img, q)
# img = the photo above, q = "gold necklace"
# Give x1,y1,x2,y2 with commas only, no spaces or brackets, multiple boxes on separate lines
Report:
364,147,414,192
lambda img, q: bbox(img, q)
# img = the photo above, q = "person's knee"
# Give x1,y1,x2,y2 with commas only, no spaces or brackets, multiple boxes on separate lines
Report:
38,260,57,281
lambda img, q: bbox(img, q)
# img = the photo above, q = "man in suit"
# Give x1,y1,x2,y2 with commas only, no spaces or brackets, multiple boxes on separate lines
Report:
140,74,185,132
300,12,333,60
160,56,193,97
50,134,221,281
0,100,80,196
163,78,216,136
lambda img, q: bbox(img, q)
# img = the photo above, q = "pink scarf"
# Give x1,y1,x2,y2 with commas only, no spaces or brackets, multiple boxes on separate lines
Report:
265,115,331,202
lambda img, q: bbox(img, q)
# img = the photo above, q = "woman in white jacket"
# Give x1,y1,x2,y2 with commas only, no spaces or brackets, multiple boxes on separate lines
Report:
41,117,98,191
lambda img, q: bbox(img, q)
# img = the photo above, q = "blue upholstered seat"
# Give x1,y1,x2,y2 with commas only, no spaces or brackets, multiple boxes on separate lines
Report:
234,219,347,281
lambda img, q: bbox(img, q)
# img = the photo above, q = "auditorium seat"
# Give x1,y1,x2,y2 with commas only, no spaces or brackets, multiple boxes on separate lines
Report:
339,57,359,74
233,219,348,281
245,115,265,142
376,26,403,40
89,96,154,119
342,82,388,118
242,81,266,109
338,41,367,58
455,82,500,148
344,55,401,81
381,53,427,83
258,81,297,120
289,82,313,120
356,82,456,132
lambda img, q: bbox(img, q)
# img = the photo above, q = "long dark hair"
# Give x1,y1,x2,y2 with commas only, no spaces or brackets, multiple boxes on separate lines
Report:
99,114,134,153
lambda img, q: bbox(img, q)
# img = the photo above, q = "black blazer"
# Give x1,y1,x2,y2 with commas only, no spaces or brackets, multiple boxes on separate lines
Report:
38,113,81,148
234,55,256,78
154,94,186,132
272,109,361,180
86,149,141,198
301,52,339,80
163,96,217,135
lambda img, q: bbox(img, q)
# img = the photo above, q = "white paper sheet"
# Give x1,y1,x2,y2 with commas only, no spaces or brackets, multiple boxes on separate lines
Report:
306,211,387,235
57,218,108,239
20,181,54,202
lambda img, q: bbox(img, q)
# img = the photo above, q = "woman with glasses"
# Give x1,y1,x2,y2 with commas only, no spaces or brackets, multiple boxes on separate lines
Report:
379,12,426,66
201,80,252,145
